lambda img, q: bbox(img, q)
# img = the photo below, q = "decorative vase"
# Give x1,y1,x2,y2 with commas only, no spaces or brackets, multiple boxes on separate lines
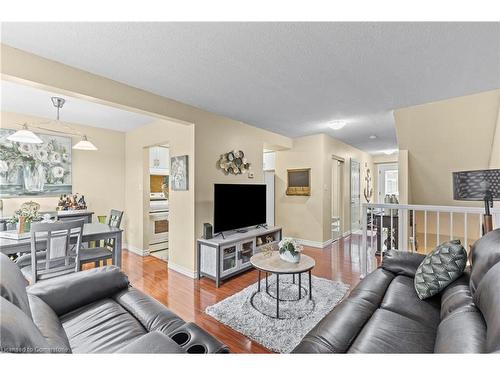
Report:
23,164,45,193
16,217,30,234
279,250,301,263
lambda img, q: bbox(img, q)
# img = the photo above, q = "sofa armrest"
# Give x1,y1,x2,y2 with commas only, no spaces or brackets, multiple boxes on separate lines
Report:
27,266,129,316
381,250,425,278
117,332,186,353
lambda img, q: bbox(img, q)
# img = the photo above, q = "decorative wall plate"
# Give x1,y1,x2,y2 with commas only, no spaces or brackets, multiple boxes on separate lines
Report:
217,149,251,175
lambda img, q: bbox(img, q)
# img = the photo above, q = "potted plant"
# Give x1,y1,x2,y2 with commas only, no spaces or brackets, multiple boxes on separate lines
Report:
278,237,303,263
8,201,41,233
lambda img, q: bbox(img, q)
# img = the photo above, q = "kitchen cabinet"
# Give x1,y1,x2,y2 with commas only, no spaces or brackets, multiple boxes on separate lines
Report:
149,146,169,175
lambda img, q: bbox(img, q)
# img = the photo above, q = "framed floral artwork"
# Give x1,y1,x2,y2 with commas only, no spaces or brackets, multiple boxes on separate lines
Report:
0,129,72,197
170,155,188,191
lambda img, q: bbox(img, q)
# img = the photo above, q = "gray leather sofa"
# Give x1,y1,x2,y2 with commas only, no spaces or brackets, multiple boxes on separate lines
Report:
0,253,229,353
293,228,500,353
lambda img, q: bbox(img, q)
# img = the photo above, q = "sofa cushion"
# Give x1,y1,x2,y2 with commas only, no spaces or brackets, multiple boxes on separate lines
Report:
0,253,31,318
347,308,437,353
292,268,395,353
440,270,475,320
473,261,500,352
117,332,185,353
381,250,426,278
28,294,71,353
470,228,500,296
113,288,184,335
414,240,467,300
0,296,48,353
434,310,486,353
28,265,129,316
60,298,146,353
380,275,441,330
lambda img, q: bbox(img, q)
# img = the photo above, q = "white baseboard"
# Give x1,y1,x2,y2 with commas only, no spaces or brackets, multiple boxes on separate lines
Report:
123,243,148,256
168,262,197,279
297,238,335,249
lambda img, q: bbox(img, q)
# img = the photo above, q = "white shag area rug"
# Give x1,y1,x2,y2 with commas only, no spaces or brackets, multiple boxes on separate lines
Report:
205,274,349,353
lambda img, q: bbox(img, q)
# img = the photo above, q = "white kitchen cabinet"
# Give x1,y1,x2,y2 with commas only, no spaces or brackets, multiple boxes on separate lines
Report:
149,146,169,175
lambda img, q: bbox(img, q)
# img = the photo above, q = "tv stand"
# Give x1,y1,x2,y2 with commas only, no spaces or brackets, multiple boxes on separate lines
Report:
235,229,248,233
214,232,225,239
197,226,282,287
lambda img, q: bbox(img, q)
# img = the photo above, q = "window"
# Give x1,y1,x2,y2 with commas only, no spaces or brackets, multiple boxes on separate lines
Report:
377,163,399,203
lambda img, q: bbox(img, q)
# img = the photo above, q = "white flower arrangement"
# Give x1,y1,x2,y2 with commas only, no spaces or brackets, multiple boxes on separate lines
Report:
278,237,303,256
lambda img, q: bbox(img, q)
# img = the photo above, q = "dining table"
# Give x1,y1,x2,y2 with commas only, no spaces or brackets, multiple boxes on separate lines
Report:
0,223,123,268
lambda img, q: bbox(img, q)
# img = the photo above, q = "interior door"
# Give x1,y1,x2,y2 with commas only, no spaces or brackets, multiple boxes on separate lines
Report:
377,163,399,203
350,159,361,233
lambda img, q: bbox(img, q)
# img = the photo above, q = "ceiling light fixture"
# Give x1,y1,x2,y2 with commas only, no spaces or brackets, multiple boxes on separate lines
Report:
369,135,377,139
73,135,98,151
6,123,43,144
383,149,397,155
329,120,347,130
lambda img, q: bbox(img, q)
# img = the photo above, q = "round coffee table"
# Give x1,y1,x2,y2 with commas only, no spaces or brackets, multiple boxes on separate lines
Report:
250,251,316,319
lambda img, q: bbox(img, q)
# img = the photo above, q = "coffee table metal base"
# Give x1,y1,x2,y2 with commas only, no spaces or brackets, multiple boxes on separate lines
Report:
251,269,313,319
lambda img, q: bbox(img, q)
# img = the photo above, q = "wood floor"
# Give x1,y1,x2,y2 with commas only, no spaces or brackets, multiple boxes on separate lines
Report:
119,235,364,353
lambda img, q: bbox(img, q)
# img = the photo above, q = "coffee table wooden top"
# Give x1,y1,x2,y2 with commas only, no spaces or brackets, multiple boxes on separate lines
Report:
250,251,315,274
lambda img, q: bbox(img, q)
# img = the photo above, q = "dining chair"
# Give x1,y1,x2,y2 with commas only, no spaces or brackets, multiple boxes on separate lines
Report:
21,219,85,284
78,209,123,269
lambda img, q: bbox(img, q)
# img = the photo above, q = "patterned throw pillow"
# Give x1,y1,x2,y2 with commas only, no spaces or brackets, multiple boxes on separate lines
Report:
414,240,467,300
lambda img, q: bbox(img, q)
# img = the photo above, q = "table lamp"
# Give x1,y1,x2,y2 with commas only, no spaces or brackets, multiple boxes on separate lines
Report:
453,169,500,234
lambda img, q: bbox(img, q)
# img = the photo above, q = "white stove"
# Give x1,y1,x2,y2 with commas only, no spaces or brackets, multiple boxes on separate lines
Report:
149,192,169,257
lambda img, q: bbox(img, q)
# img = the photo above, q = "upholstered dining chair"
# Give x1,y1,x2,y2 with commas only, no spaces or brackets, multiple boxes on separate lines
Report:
21,219,84,284
78,209,123,269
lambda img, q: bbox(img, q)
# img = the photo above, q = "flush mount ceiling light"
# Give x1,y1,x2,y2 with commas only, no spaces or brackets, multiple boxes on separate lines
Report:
369,135,377,139
73,135,98,151
383,149,398,155
329,120,347,130
6,123,43,144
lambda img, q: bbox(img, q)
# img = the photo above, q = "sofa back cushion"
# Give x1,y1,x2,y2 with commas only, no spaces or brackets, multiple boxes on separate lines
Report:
434,272,486,353
0,296,48,353
27,265,129,316
473,261,500,352
0,253,31,318
470,228,500,296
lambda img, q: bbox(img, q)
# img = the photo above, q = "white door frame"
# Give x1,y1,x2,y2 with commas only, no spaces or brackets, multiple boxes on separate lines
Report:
377,163,399,203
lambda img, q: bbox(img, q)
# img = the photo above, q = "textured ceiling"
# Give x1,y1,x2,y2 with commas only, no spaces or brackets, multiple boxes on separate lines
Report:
2,22,499,153
1,80,154,132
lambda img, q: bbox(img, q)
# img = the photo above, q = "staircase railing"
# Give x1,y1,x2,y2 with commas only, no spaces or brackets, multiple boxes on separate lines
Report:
360,203,500,277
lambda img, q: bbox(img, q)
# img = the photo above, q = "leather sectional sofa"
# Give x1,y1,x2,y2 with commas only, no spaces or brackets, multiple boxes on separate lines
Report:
293,228,500,353
0,253,229,353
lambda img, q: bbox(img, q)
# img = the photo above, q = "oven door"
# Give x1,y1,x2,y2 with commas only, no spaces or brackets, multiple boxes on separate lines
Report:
149,211,169,245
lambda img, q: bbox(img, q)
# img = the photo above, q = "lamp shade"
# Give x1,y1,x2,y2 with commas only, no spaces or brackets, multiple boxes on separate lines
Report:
73,136,97,151
6,125,43,144
453,169,500,201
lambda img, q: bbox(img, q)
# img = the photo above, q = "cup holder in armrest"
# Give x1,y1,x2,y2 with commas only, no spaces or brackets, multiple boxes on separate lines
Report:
170,331,190,346
186,344,207,354
168,322,229,353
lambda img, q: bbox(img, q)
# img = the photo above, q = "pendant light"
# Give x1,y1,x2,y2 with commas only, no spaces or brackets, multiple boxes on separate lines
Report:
73,135,98,151
6,123,43,144
51,96,98,151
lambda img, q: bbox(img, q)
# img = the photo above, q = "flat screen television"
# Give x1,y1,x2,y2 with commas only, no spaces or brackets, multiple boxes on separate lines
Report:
214,183,266,233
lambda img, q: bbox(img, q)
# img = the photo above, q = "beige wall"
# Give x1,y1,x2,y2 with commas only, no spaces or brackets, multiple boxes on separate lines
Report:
490,104,500,169
275,135,326,243
1,111,125,219
395,89,500,206
124,119,195,273
275,134,373,244
1,45,293,274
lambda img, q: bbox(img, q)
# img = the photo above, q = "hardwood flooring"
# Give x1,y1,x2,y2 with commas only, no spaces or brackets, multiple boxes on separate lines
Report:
118,235,364,353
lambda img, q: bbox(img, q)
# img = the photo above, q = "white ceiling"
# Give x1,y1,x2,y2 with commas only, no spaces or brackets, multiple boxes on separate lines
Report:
2,22,499,152
1,80,154,132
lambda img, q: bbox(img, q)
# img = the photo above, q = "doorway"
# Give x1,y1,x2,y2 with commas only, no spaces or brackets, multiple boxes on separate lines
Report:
331,157,344,240
350,158,361,233
377,163,399,203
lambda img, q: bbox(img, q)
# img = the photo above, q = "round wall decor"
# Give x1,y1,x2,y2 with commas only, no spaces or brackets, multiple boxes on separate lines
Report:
217,150,251,175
